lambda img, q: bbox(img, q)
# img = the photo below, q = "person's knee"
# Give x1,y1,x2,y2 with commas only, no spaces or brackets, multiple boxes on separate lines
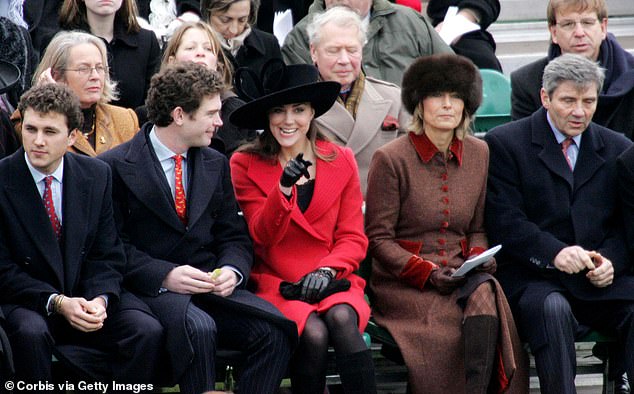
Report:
302,317,329,349
186,308,217,340
543,292,573,320
323,305,358,332
7,310,49,342
127,311,163,345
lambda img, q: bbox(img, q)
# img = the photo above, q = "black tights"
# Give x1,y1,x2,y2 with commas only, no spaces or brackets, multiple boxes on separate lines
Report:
290,304,366,394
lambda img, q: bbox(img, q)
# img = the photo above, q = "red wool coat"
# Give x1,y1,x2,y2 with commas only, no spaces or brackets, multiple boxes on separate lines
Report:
230,141,370,334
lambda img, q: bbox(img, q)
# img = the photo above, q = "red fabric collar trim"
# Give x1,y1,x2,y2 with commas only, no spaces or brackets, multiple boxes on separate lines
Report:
408,132,463,166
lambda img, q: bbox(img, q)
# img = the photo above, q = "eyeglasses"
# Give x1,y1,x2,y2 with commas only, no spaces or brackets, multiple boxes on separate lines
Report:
556,18,599,31
63,65,108,77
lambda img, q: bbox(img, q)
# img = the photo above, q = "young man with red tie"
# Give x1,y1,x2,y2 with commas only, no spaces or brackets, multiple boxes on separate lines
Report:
0,83,163,385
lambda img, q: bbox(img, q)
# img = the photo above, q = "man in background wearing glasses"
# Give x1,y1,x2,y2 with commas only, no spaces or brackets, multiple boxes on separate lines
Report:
510,0,634,140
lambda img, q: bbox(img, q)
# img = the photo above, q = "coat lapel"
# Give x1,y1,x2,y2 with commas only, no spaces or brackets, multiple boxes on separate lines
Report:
345,82,392,153
60,154,91,291
115,130,184,232
532,109,574,189
573,124,605,192
185,148,221,228
3,151,65,288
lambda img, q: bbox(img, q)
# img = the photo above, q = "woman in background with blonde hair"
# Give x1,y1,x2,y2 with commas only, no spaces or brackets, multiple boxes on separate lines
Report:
16,30,139,156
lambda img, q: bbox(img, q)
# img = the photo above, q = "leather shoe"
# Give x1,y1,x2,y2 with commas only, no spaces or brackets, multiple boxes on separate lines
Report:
615,372,630,394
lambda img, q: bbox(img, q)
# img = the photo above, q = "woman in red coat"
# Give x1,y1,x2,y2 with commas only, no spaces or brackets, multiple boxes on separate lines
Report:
229,61,376,394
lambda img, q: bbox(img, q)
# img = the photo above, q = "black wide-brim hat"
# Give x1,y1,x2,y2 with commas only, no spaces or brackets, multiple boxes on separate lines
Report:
0,59,20,94
230,60,340,130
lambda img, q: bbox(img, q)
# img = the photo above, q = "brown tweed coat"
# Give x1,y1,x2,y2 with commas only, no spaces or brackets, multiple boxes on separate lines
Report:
365,132,528,394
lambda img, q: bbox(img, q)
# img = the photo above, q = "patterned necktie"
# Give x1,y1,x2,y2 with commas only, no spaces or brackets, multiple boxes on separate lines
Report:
561,138,574,170
43,176,62,240
172,155,187,225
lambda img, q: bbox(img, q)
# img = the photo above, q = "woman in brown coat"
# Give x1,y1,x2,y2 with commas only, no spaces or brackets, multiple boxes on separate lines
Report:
365,54,528,394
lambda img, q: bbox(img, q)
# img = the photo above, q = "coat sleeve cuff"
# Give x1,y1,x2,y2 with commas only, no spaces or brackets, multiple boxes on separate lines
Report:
399,255,438,289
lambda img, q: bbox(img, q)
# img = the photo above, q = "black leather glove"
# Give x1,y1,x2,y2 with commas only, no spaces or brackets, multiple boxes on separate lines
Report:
280,153,312,188
429,266,466,295
300,268,334,303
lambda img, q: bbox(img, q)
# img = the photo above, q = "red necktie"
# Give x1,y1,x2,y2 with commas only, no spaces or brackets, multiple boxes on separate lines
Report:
561,138,573,170
43,176,62,239
173,155,187,225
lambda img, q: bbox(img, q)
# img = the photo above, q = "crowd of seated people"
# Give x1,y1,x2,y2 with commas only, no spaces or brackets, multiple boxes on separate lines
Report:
0,0,634,393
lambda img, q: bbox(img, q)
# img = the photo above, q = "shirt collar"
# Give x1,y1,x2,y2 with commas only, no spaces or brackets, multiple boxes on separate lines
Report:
546,112,582,147
149,126,188,162
409,131,463,166
24,152,64,184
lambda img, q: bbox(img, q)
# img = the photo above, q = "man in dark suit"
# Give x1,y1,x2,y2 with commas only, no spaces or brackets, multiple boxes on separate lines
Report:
98,62,295,394
510,0,634,139
0,83,163,384
485,54,634,394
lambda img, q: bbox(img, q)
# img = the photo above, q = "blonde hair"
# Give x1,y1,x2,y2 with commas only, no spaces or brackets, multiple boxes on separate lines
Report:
33,30,118,103
547,0,608,26
161,21,233,89
409,104,472,140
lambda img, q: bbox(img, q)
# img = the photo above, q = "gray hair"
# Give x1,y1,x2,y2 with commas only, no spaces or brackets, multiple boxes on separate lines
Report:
34,30,118,103
307,6,367,47
542,53,605,97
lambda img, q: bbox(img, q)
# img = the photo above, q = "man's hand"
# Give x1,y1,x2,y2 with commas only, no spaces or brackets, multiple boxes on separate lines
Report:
553,246,595,274
162,265,216,294
58,297,106,332
208,267,238,297
586,253,614,288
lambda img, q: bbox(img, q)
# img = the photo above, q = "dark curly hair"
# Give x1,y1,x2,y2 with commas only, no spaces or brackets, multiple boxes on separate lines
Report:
18,83,83,133
146,62,225,127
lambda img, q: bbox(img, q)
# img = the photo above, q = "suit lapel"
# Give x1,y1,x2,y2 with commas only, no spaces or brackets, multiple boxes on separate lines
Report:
185,148,220,228
532,109,574,189
345,82,391,153
3,151,65,288
60,154,91,291
116,130,184,232
573,125,605,192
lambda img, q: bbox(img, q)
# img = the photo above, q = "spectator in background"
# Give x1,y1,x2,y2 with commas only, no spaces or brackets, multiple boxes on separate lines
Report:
157,21,256,155
58,0,161,110
511,0,634,139
0,15,37,111
365,53,527,394
427,0,502,71
282,0,453,86
200,0,282,101
15,31,139,157
486,54,634,394
256,0,312,34
307,6,409,195
23,0,62,59
0,60,21,159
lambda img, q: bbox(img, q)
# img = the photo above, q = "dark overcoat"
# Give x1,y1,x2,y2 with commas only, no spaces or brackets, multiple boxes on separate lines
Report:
98,125,296,383
485,108,634,348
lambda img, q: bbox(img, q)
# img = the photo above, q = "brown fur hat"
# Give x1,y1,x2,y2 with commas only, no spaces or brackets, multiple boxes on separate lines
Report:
401,54,482,116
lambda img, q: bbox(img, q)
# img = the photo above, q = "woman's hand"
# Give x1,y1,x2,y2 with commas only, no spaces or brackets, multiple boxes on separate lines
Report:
475,258,497,274
429,266,466,295
280,153,312,187
37,67,56,85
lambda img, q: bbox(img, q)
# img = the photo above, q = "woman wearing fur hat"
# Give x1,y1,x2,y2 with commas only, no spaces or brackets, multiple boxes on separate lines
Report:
229,60,377,394
365,53,528,394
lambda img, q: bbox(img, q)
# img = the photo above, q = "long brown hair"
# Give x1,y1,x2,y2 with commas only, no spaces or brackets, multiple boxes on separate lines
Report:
239,122,337,162
59,0,141,33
